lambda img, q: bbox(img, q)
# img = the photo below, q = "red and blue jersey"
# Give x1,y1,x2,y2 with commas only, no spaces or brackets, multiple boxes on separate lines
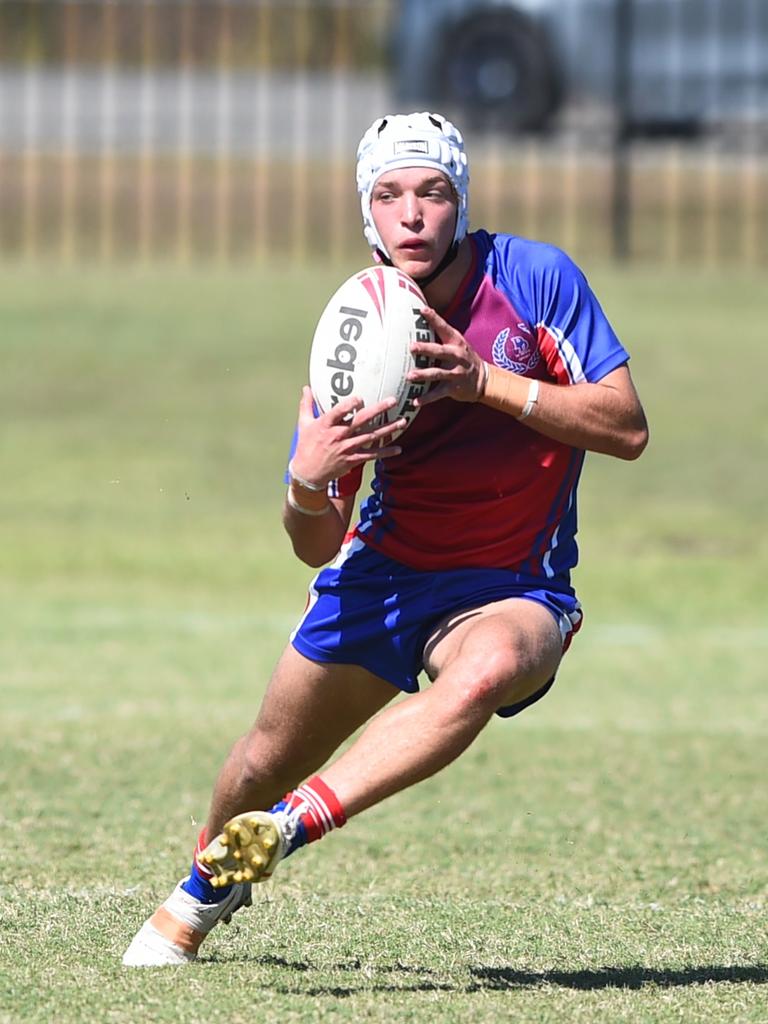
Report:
306,231,630,583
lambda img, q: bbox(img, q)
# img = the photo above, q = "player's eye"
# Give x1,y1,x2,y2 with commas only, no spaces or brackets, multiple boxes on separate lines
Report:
424,188,450,201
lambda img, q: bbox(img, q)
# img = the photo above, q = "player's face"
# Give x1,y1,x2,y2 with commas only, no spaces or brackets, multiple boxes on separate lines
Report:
370,167,458,278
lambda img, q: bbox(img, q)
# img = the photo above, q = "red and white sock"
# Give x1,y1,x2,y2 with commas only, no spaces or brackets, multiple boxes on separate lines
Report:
271,775,347,853
180,827,231,903
192,828,214,879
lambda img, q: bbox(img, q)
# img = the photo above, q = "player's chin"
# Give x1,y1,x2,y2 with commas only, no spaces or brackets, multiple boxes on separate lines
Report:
392,251,435,280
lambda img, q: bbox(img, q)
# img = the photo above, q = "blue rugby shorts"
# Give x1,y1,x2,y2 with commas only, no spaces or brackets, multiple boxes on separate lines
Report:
290,536,583,718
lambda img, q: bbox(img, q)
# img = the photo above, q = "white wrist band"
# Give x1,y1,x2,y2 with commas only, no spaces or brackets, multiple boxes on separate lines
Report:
286,486,331,516
480,360,490,396
288,459,325,492
519,378,540,420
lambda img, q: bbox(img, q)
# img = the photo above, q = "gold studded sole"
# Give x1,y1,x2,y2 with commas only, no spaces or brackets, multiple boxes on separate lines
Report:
199,812,280,888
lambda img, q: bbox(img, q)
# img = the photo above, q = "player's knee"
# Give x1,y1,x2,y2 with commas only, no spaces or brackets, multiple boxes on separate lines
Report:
237,730,323,794
444,647,525,715
236,734,294,794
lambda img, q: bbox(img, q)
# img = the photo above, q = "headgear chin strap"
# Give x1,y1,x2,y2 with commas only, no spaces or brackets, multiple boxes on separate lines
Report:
356,112,470,272
373,240,461,287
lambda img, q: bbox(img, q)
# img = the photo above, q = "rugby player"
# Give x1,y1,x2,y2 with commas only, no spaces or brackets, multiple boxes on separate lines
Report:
123,112,648,966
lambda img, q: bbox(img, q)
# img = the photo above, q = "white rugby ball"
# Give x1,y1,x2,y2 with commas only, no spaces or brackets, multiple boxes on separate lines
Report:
309,265,436,436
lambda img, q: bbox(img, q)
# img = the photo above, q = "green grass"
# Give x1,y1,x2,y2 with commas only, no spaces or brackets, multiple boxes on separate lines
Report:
1,262,767,1022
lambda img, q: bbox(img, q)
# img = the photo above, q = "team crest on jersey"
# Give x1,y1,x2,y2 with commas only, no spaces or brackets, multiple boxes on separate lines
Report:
491,326,540,374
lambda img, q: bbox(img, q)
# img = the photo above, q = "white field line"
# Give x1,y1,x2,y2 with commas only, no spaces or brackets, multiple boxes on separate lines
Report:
7,607,300,636
584,624,768,647
10,608,768,647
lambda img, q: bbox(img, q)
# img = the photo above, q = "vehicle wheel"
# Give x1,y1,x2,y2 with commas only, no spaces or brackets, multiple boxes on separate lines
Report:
438,10,562,132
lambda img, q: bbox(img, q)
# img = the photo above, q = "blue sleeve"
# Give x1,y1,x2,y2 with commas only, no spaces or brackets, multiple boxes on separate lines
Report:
493,236,630,384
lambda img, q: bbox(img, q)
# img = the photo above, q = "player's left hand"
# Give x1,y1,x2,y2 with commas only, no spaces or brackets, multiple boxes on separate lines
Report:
408,306,487,405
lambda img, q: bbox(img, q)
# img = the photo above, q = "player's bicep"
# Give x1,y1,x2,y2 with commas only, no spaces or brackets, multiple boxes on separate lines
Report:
595,364,640,404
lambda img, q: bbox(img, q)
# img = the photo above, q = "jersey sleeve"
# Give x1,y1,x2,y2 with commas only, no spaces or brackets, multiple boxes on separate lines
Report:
501,238,630,385
284,427,364,498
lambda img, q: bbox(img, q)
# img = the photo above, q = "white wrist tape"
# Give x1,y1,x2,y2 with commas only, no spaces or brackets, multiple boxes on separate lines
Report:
480,360,490,396
286,486,331,517
288,459,325,492
519,378,540,420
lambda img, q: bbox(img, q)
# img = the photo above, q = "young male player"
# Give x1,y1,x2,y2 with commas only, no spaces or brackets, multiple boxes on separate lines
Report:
124,112,648,966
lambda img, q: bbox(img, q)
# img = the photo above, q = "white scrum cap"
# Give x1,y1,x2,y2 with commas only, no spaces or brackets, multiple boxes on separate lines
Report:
356,112,470,259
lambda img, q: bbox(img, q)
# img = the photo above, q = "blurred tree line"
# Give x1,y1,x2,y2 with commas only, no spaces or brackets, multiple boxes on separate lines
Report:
0,0,389,69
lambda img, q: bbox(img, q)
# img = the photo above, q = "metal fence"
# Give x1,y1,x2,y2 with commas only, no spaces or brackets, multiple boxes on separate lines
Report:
0,0,766,266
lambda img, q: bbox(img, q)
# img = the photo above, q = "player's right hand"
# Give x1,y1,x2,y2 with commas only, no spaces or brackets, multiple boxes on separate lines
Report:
290,386,405,489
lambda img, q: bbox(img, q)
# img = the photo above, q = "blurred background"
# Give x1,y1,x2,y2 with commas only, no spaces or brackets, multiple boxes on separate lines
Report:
1,0,766,267
2,9,767,1013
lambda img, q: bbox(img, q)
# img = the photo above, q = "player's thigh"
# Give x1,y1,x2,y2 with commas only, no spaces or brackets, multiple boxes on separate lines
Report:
423,598,563,709
250,643,398,762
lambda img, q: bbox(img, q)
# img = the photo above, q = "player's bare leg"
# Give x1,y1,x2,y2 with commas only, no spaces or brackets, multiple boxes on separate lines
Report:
198,646,396,885
160,601,557,966
319,598,562,815
207,646,397,833
204,599,562,889
123,647,395,965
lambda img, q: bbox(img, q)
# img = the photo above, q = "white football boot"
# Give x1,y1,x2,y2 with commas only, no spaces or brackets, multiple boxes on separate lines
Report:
197,810,290,888
122,879,252,967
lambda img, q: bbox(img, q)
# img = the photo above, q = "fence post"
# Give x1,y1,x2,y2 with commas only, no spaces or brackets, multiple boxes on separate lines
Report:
611,0,633,261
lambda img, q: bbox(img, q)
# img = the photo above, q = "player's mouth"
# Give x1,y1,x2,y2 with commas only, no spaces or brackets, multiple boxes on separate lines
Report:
398,239,430,256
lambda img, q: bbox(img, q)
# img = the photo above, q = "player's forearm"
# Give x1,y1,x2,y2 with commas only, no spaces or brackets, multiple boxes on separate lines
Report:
282,488,349,567
481,365,648,460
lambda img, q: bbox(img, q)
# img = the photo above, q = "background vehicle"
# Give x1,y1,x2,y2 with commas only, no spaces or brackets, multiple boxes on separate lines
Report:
392,0,768,133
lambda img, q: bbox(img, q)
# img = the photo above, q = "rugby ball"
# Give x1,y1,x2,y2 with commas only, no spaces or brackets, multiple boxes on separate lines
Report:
309,265,436,436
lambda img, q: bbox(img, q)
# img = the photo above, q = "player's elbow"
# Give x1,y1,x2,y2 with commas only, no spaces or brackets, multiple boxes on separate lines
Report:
614,422,649,460
298,548,336,569
282,501,349,568
609,401,649,460
288,535,338,569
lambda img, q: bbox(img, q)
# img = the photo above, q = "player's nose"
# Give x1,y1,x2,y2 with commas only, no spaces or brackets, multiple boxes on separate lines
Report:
400,193,423,227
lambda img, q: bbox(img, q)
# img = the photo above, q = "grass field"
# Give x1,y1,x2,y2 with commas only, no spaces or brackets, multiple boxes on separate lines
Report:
1,261,766,1023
